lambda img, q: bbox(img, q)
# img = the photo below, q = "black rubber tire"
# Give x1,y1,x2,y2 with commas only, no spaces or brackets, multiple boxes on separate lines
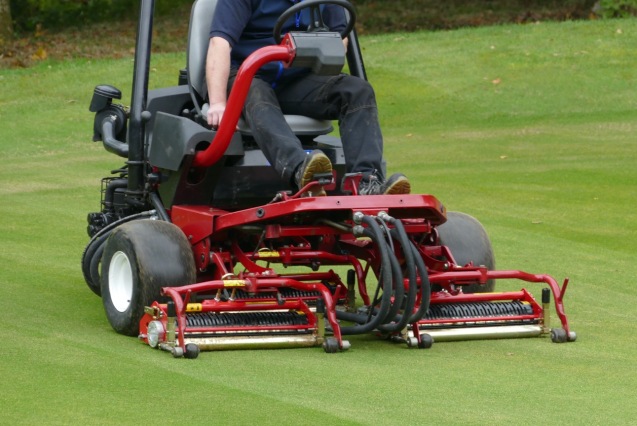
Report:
418,333,434,349
437,211,496,293
100,220,197,336
184,343,201,359
323,337,340,353
550,328,568,343
82,211,157,297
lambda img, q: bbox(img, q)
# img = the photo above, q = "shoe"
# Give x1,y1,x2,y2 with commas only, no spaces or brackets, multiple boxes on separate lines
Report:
383,173,411,195
358,173,411,195
294,150,333,196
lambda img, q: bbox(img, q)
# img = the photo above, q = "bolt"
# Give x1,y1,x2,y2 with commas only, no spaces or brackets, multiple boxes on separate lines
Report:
353,211,364,224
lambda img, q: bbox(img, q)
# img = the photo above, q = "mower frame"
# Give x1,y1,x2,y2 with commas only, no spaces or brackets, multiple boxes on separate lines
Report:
84,0,575,358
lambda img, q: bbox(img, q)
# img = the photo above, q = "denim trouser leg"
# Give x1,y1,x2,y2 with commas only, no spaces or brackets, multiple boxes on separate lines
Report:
228,71,385,184
231,74,307,184
278,73,385,181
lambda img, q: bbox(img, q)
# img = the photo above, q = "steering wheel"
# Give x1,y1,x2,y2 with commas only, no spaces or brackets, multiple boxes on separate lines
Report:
273,0,357,44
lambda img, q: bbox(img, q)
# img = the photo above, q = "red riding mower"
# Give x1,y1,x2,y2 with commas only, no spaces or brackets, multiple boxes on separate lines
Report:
82,0,576,359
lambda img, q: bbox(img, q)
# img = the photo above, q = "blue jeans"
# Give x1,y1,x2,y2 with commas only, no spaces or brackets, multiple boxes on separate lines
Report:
228,71,385,185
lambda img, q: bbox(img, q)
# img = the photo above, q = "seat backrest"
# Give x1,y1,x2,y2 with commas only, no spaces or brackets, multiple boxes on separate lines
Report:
186,0,333,136
187,0,219,104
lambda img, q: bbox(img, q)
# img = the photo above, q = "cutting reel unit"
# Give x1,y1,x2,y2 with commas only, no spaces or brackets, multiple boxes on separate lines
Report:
134,179,574,359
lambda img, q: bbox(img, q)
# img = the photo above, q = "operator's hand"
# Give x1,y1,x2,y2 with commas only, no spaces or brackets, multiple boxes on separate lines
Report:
207,101,226,129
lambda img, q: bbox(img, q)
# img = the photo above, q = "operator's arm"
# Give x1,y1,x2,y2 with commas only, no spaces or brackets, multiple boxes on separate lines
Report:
205,36,231,128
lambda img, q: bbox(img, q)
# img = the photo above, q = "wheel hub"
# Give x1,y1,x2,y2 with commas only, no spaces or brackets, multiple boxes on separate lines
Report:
109,251,133,312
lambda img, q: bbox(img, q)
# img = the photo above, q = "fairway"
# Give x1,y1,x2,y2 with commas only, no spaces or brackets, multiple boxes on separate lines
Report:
1,18,637,425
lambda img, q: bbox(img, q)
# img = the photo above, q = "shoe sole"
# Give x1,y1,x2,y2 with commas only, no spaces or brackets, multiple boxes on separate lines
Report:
301,152,332,197
384,176,411,195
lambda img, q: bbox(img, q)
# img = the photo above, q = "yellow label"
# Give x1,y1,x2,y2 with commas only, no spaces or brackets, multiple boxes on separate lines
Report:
186,303,203,312
256,251,280,258
223,280,247,288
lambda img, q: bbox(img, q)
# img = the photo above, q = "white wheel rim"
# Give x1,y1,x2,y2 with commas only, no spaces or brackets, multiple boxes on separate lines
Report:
109,251,134,313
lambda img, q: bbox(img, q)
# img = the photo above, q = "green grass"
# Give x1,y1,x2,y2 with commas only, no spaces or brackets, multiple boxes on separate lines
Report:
2,18,637,424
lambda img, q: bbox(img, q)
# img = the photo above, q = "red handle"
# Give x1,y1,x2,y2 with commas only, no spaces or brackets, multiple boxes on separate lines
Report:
193,39,296,168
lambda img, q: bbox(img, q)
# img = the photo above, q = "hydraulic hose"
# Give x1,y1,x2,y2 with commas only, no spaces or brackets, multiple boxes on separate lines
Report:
375,215,419,333
366,214,404,325
377,230,405,326
149,192,170,222
337,215,394,335
390,218,418,317
406,242,431,322
352,227,403,327
391,243,432,325
88,242,106,294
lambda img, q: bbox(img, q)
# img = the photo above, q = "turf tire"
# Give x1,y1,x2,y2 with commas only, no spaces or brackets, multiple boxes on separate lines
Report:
100,220,196,336
437,211,496,293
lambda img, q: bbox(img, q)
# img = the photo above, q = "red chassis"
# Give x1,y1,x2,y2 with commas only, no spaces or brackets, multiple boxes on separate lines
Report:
138,190,575,357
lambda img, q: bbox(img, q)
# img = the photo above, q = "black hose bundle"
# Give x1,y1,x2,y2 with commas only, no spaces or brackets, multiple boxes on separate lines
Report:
337,215,394,334
376,214,418,333
337,213,431,336
406,242,431,323
81,210,159,296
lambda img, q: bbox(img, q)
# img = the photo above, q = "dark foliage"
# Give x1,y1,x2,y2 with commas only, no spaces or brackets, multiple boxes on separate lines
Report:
9,0,192,31
0,0,621,69
9,0,602,33
352,0,598,34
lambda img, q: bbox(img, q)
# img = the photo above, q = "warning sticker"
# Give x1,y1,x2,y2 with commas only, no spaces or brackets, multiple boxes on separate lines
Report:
256,251,280,258
186,303,203,312
223,280,247,287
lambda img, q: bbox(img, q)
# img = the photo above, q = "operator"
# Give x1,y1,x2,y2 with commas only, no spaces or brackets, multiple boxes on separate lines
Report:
206,0,411,196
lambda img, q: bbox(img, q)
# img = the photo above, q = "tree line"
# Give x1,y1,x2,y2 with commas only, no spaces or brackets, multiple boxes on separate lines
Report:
2,0,637,46
5,0,191,33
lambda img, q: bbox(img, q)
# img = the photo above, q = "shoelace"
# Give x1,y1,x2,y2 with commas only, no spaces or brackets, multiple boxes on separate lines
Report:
359,175,382,195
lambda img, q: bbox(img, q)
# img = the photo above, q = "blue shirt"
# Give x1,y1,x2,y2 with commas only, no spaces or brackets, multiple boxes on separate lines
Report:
210,0,347,84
